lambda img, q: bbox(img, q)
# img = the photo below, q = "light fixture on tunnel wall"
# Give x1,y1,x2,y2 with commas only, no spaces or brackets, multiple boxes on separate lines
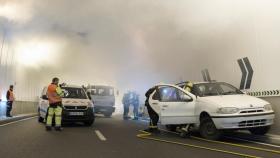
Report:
15,40,59,67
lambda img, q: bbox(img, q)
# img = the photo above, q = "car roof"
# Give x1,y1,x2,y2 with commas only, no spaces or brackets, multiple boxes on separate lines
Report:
176,81,218,85
88,85,114,88
62,85,83,88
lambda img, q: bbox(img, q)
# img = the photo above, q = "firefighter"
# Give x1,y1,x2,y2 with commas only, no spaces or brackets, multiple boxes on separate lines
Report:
122,92,130,120
6,85,15,117
144,86,160,133
46,77,64,131
183,81,193,92
132,92,139,120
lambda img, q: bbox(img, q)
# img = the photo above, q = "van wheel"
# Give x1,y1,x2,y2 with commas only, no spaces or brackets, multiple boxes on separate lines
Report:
200,118,222,140
166,125,177,132
84,120,94,126
104,113,112,118
249,126,270,135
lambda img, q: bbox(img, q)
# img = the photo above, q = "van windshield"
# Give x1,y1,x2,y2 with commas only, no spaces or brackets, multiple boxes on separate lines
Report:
193,82,243,97
62,87,88,99
90,86,114,96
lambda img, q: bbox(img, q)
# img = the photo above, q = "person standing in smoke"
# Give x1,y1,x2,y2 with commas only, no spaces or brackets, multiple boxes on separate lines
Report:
122,92,130,120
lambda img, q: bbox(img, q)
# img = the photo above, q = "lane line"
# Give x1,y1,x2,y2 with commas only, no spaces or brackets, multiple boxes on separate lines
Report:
129,118,280,150
267,134,280,139
0,116,37,127
95,130,107,141
225,136,280,149
137,130,259,158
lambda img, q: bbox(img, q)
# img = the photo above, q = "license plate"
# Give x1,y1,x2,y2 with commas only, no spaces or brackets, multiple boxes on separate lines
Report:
69,112,84,116
100,109,107,112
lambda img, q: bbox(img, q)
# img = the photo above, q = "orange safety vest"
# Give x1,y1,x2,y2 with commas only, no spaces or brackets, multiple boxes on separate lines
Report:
8,90,15,101
47,84,62,104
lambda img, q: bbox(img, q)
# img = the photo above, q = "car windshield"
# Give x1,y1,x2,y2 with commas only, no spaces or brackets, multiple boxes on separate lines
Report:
62,87,88,99
193,82,243,97
90,86,114,96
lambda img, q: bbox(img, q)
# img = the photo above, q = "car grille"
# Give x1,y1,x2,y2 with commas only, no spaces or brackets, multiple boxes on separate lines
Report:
238,119,266,127
240,109,264,114
63,106,88,110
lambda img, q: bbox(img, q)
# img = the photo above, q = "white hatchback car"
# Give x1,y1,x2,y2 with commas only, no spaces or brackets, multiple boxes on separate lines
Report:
38,85,95,126
148,82,275,140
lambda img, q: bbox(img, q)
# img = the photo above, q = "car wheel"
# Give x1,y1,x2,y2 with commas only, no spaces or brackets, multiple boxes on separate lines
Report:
249,126,270,135
104,113,112,118
84,120,94,126
166,125,177,132
200,118,222,140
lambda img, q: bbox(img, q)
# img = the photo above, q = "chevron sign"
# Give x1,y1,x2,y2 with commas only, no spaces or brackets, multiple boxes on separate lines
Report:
238,57,254,90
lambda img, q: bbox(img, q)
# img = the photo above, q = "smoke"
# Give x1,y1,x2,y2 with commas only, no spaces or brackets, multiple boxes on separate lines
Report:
1,0,280,102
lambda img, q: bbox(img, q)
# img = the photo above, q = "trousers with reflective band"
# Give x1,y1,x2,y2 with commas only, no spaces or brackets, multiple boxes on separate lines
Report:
46,104,62,127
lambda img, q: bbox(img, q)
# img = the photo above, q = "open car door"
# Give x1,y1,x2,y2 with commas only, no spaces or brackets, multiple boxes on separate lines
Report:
150,85,197,125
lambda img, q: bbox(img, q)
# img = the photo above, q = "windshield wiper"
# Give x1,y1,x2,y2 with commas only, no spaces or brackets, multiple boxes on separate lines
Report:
222,91,237,95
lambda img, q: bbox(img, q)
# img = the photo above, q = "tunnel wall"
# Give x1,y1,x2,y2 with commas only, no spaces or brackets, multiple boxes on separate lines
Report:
0,101,38,117
261,97,280,135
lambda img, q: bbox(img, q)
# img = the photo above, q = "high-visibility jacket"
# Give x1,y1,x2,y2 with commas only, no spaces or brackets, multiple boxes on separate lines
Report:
6,90,15,102
47,84,63,104
184,82,193,92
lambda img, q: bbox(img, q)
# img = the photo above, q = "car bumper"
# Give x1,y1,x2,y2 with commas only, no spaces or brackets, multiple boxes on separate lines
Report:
211,112,275,129
94,105,115,114
62,107,95,122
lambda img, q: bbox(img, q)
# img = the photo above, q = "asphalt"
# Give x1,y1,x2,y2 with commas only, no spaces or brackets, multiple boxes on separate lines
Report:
0,115,280,158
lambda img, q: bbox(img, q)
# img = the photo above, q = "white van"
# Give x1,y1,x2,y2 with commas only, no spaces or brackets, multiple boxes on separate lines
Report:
38,85,95,126
87,85,116,117
148,82,275,140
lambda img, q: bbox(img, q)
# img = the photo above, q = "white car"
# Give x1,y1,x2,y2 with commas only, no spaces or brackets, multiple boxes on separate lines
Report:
148,82,275,140
38,85,95,126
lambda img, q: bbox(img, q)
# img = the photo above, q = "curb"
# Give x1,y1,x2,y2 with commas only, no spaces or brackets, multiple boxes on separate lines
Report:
0,113,37,125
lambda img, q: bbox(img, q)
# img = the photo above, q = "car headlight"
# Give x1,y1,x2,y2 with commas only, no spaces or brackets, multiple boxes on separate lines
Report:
217,107,239,114
264,104,273,111
88,101,94,107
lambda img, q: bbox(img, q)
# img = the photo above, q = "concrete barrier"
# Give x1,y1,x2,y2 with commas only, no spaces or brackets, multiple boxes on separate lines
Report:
0,101,38,118
261,97,280,135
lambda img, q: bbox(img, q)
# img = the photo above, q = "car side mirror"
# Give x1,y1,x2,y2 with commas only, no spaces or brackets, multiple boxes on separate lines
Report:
42,95,48,100
87,92,92,100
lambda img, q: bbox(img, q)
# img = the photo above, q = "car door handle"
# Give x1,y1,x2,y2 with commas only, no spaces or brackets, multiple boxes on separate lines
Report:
152,103,158,105
162,105,168,108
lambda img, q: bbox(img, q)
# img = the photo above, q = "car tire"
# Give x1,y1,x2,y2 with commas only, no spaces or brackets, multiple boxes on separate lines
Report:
200,118,222,140
84,120,94,126
249,126,270,135
166,125,177,132
104,113,112,118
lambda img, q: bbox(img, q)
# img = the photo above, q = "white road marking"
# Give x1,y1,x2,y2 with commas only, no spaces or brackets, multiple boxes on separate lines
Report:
95,130,107,141
225,136,280,148
267,134,280,139
0,116,37,127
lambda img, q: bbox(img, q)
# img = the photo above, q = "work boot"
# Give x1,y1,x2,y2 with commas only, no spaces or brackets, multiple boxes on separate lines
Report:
46,126,52,131
55,127,62,131
143,128,153,133
152,128,160,134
